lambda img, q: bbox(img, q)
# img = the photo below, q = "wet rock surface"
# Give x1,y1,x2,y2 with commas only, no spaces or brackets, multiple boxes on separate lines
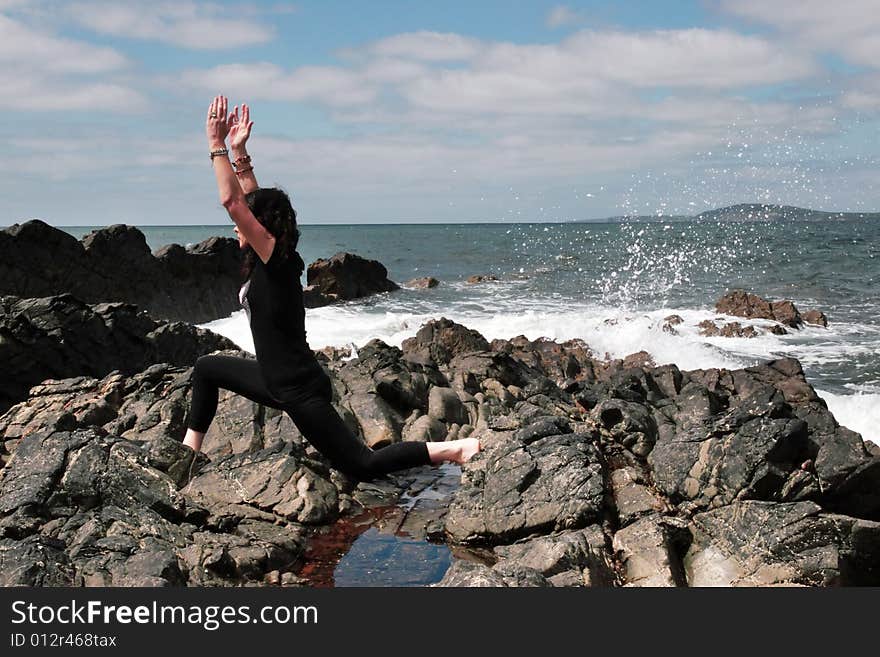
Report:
715,290,829,329
1,315,877,587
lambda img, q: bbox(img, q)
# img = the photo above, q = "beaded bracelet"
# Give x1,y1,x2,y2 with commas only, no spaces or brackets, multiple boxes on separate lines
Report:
210,148,229,160
235,165,254,176
233,154,252,169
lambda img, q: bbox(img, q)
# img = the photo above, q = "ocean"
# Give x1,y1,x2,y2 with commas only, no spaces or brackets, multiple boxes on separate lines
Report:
62,219,880,445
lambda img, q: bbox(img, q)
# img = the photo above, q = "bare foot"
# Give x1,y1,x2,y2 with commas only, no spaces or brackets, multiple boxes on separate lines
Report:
457,437,481,464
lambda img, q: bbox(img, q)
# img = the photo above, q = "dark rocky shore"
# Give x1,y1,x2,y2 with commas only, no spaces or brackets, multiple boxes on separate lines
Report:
1,222,876,586
0,221,399,323
1,301,878,585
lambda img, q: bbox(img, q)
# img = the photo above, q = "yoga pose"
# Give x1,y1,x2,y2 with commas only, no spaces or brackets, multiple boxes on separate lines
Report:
182,95,480,480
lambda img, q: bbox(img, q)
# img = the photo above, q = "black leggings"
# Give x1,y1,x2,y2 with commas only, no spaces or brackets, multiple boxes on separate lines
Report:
186,354,431,480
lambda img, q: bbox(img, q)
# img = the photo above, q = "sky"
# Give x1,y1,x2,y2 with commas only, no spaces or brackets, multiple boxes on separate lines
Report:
2,0,880,225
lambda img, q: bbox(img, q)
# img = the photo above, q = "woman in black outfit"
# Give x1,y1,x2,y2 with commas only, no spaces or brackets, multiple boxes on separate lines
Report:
182,95,480,480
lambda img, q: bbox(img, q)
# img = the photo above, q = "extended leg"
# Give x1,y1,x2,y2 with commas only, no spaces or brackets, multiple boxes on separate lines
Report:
282,376,478,480
183,354,282,451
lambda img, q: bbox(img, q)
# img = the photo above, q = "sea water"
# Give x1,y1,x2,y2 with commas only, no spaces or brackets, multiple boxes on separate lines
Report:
62,219,880,445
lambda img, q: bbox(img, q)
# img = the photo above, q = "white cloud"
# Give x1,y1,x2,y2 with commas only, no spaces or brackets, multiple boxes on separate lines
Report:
546,5,586,29
366,31,484,62
719,0,880,69
66,1,275,50
0,13,143,111
176,62,377,107
0,14,127,73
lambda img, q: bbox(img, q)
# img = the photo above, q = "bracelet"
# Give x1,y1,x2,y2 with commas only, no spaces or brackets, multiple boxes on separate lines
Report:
209,148,229,160
233,154,252,169
235,165,254,176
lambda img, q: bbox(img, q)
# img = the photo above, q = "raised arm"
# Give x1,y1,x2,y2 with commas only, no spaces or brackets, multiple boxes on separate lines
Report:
228,103,259,194
206,95,275,264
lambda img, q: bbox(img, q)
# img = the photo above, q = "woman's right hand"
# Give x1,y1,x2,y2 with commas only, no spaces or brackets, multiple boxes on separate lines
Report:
228,103,254,152
206,95,230,150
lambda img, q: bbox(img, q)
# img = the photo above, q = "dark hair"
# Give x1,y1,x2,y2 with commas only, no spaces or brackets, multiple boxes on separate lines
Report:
241,187,304,280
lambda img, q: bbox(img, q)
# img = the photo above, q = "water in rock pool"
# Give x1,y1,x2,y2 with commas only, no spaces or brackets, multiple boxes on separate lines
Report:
297,464,462,587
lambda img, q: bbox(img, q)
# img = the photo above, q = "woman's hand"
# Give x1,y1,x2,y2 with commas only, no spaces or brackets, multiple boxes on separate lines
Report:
206,95,230,150
228,103,254,152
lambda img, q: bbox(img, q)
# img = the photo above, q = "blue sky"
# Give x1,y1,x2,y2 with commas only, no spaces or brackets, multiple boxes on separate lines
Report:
2,0,879,225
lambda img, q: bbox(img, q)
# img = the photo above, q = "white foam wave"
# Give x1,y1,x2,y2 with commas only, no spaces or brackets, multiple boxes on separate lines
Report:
816,390,880,446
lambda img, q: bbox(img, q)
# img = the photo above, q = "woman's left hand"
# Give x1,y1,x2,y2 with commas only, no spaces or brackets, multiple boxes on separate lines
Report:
206,95,230,149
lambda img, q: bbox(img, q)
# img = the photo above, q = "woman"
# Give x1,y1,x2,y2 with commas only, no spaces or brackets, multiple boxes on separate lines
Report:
182,95,480,480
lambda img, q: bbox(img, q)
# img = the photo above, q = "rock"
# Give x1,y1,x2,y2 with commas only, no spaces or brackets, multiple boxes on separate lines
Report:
0,220,244,323
493,525,616,586
302,285,335,308
662,314,684,334
402,415,447,443
428,386,469,425
434,559,551,587
344,393,404,448
715,290,805,328
492,336,595,387
0,294,234,415
183,442,338,525
401,318,491,367
405,277,439,289
610,467,666,526
698,319,759,338
466,274,499,284
802,310,828,327
684,501,880,586
613,514,690,587
648,383,812,508
306,252,399,301
445,421,604,544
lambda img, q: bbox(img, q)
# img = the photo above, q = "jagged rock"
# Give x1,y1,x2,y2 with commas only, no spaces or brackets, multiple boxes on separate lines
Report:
403,415,447,443
698,319,760,338
183,442,337,526
344,393,404,448
434,559,550,587
610,467,666,526
715,290,809,328
302,285,335,308
427,386,469,425
401,317,491,367
613,514,690,587
648,383,812,508
684,501,880,586
445,420,604,544
662,315,684,334
466,274,499,284
0,294,234,415
802,310,828,327
306,252,399,301
0,220,243,323
405,277,439,289
491,336,595,387
493,525,616,587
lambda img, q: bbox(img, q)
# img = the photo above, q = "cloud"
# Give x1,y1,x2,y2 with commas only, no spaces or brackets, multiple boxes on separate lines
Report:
0,14,127,73
365,31,484,61
0,13,144,111
719,0,880,69
546,5,587,29
65,1,275,50
176,62,377,106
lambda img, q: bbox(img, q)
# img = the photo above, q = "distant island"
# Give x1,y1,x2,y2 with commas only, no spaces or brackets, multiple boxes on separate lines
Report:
584,203,880,223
